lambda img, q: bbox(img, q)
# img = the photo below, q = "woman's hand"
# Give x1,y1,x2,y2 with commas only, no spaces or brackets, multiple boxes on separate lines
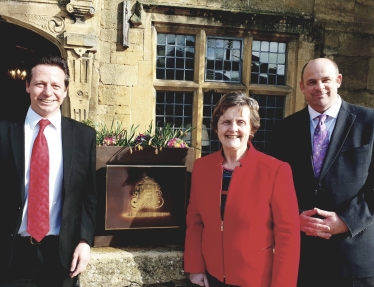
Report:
189,272,210,287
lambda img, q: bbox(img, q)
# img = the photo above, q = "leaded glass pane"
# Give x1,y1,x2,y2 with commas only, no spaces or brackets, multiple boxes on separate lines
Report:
251,40,287,85
251,94,285,153
155,91,194,144
205,37,243,83
156,33,195,81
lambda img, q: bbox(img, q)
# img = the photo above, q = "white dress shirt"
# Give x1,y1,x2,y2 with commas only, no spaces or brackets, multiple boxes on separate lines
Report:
18,107,64,236
308,95,342,150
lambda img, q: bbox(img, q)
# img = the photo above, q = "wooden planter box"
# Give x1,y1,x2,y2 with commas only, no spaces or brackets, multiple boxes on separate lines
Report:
96,146,195,171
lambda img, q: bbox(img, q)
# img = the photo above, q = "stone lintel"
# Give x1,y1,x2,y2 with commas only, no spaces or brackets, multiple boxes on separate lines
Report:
65,32,97,49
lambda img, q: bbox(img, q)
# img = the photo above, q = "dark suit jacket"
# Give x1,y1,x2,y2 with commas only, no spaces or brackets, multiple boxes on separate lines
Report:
269,100,374,279
0,116,97,281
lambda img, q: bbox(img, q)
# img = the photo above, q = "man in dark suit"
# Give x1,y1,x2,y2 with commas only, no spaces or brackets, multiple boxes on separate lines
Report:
0,55,97,287
269,58,374,287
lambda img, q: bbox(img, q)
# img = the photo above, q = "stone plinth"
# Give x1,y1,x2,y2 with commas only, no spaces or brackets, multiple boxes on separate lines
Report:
80,246,190,287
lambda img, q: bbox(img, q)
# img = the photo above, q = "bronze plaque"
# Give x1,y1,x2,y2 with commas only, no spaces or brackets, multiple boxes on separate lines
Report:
105,165,186,230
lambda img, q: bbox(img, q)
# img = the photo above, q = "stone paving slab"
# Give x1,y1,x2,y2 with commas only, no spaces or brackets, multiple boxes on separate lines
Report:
80,246,192,287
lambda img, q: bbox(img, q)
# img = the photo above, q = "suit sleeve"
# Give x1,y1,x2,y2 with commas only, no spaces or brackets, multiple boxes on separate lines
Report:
338,145,374,237
270,162,300,287
268,120,287,162
79,130,97,246
184,160,206,273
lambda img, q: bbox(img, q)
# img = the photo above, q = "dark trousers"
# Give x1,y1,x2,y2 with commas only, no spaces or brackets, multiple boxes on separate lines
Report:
1,235,77,287
298,274,374,287
205,271,239,287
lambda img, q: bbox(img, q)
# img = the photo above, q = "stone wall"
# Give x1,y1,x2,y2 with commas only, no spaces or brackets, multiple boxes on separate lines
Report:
2,0,373,125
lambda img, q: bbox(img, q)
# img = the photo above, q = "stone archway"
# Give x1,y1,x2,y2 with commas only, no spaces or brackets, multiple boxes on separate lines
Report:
0,21,60,121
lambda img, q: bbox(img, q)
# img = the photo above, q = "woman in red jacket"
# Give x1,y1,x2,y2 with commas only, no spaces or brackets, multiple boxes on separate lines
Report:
184,91,300,287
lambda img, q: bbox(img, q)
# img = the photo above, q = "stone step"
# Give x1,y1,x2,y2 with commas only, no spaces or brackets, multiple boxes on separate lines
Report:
80,246,193,286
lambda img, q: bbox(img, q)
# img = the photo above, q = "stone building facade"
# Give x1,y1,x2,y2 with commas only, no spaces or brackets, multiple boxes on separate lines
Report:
1,0,374,157
1,0,374,285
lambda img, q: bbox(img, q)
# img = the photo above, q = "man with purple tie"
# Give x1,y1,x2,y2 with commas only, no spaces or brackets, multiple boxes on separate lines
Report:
270,58,374,287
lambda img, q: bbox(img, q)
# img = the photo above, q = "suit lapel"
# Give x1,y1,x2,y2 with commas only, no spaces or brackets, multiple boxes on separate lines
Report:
62,117,74,195
10,120,26,203
319,101,355,181
299,107,314,155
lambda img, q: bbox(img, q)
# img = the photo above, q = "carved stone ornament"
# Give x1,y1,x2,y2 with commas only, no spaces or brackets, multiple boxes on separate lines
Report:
48,16,65,34
129,1,143,28
10,14,64,44
66,0,95,23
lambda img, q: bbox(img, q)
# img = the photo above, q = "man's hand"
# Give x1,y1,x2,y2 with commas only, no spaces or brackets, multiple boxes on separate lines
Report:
189,273,210,287
314,208,349,234
69,239,91,278
300,208,349,239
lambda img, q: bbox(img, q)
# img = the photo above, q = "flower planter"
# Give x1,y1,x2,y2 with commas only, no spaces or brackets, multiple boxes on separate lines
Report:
96,146,195,171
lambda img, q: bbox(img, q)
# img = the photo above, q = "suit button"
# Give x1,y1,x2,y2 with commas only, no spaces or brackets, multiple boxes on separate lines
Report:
10,234,13,237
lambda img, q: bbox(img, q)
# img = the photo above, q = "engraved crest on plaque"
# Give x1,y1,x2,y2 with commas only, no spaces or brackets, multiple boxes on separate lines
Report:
131,176,164,210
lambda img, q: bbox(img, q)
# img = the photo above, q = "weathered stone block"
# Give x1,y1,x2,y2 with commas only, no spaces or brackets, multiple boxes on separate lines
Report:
96,106,131,127
323,30,340,56
129,29,145,46
111,49,144,66
138,61,153,85
355,1,374,23
98,41,111,64
98,104,131,115
368,57,374,91
339,33,374,57
101,64,138,85
80,246,187,287
101,9,119,29
66,32,97,48
99,85,131,106
314,0,354,22
335,56,368,90
100,28,117,42
341,90,374,108
131,86,155,126
103,0,125,11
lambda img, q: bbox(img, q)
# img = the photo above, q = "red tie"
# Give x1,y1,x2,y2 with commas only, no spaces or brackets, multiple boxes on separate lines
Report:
27,119,51,242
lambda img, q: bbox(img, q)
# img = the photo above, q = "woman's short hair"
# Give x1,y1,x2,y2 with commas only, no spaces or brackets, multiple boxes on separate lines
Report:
211,91,260,141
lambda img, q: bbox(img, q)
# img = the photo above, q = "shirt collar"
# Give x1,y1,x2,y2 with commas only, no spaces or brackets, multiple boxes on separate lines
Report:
308,95,342,121
26,107,62,130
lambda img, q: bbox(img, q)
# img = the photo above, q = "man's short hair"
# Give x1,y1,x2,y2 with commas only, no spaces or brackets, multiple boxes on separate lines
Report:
26,55,70,88
300,57,339,82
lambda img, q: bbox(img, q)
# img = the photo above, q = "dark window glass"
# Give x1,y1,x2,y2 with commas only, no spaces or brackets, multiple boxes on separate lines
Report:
155,91,194,144
156,33,195,81
205,37,242,83
251,41,287,86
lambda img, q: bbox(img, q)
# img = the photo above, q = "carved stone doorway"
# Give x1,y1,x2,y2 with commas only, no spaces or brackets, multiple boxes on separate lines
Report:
0,21,60,121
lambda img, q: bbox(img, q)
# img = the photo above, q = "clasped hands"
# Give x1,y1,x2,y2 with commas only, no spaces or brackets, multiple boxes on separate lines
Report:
300,208,348,239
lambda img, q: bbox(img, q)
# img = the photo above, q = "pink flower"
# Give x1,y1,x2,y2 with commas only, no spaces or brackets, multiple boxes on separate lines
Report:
167,138,188,148
103,136,117,146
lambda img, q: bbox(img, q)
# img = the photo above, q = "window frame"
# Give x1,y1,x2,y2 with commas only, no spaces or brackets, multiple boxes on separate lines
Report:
153,23,298,159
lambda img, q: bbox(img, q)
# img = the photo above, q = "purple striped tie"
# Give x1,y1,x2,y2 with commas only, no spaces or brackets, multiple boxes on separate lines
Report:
313,115,329,178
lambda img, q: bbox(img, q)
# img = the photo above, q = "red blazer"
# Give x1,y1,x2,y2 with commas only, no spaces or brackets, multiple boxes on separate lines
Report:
184,142,300,287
